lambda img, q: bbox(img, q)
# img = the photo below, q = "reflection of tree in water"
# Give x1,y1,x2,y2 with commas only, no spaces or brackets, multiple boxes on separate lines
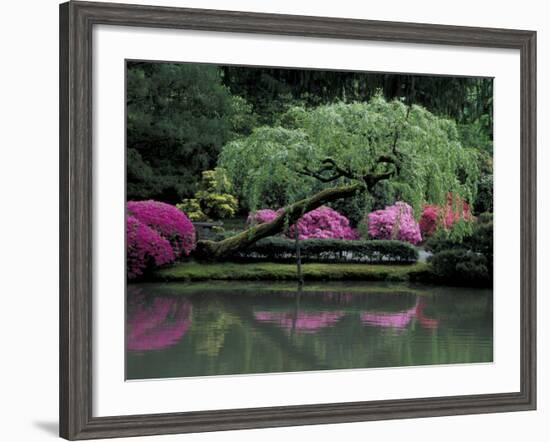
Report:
192,300,241,357
127,288,192,351
361,298,439,330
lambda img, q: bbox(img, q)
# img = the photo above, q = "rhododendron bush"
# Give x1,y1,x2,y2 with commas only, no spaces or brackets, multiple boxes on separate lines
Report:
365,202,422,245
126,200,196,279
419,193,474,237
126,216,174,279
288,207,359,240
247,206,358,240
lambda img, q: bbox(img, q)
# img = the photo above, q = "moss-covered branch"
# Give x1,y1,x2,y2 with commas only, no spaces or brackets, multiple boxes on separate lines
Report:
196,183,364,259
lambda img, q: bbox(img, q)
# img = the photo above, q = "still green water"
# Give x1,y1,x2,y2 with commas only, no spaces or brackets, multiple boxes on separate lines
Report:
126,282,493,380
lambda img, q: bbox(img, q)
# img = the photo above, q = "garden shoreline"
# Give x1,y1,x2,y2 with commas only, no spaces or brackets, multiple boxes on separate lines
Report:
152,261,430,283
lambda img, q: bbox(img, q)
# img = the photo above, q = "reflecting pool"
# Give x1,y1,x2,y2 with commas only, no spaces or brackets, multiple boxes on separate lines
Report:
126,282,493,379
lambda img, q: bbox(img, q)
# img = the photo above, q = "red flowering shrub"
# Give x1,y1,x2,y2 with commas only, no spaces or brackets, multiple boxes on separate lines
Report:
127,200,196,257
126,216,175,279
126,200,196,279
365,202,422,245
419,205,439,237
419,194,473,237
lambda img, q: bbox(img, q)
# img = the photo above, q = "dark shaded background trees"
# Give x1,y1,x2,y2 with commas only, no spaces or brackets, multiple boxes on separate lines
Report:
126,62,255,202
221,67,492,146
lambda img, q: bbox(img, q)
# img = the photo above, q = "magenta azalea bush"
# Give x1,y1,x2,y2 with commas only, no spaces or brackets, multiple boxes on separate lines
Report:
289,207,359,240
126,215,175,279
248,206,358,240
126,200,196,279
127,200,196,257
365,202,422,245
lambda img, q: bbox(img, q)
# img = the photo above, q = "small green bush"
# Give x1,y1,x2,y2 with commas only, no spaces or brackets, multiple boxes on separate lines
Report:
176,198,208,221
425,214,493,287
424,219,474,253
428,249,490,287
177,168,238,221
228,237,418,264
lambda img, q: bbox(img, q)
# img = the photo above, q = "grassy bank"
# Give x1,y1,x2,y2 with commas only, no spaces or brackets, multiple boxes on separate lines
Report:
152,261,429,282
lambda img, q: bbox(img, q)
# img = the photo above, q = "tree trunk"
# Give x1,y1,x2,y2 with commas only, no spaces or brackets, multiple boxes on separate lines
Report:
195,183,364,259
294,224,304,286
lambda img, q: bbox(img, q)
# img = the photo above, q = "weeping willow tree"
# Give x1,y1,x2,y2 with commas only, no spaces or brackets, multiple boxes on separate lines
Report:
196,95,480,259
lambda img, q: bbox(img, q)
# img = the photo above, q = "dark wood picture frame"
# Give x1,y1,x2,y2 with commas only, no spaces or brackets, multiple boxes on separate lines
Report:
59,1,537,439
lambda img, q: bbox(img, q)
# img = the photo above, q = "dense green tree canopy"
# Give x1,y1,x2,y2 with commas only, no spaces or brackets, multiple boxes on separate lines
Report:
126,62,254,202
126,62,492,205
219,96,480,215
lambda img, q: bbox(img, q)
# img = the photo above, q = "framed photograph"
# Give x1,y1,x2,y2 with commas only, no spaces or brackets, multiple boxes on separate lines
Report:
59,1,536,439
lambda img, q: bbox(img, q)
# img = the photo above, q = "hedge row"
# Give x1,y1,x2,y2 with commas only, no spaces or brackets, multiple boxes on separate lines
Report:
227,237,419,264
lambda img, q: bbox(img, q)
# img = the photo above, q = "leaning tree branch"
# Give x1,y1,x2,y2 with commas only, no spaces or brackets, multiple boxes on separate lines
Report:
299,165,344,183
195,183,364,259
320,158,356,180
297,157,356,183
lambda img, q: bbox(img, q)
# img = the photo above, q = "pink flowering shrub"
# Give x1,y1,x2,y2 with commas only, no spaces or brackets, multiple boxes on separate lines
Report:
126,200,196,279
365,202,422,245
289,207,359,240
419,193,474,237
127,200,196,257
126,216,175,279
248,206,358,240
246,208,280,226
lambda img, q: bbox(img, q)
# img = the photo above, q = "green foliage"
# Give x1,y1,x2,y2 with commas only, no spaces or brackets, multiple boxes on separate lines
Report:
458,119,493,154
425,215,491,254
177,168,238,221
127,62,254,202
331,179,399,225
228,237,418,264
176,199,207,221
428,249,490,287
329,191,374,226
219,96,481,214
153,261,428,282
474,174,493,214
472,150,493,214
425,213,493,287
424,219,475,252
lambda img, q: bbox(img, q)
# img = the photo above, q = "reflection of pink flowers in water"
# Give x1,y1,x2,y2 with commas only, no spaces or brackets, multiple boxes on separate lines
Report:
361,298,439,330
127,297,192,351
254,311,344,332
